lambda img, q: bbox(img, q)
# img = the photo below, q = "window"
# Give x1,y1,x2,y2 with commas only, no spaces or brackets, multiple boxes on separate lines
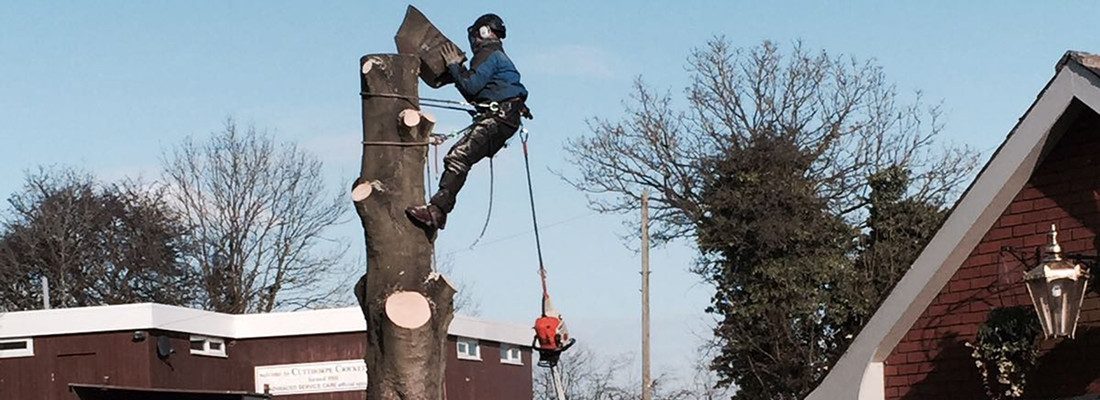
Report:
189,335,227,358
500,344,523,365
455,337,480,361
0,338,33,358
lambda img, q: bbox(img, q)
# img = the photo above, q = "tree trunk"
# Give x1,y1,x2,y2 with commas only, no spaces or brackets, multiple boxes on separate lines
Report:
354,53,455,400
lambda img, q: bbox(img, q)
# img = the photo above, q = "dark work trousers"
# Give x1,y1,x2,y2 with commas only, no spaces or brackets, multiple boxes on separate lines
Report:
430,101,524,214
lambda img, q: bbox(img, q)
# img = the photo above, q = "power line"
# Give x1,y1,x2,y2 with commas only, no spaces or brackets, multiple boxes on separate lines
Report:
441,212,596,257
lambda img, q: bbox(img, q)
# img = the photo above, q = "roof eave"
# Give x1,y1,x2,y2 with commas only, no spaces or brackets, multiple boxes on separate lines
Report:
807,54,1100,400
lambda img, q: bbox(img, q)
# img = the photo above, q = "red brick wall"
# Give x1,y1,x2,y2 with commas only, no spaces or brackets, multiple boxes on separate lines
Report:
884,107,1100,400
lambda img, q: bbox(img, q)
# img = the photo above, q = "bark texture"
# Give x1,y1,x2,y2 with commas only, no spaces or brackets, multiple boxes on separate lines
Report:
354,53,456,400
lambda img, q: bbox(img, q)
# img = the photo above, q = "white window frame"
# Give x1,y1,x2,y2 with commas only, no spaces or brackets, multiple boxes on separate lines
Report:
189,335,227,358
455,337,481,361
500,344,523,365
0,338,33,359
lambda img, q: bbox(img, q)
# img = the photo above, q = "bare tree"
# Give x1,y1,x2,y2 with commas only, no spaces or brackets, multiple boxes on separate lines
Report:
565,38,978,244
677,342,735,400
0,167,198,311
566,38,981,398
437,256,481,316
162,119,348,313
534,344,716,400
535,345,633,400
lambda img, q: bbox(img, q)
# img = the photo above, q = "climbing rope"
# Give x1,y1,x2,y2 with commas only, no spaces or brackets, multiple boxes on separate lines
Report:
360,91,473,113
519,128,549,297
466,156,494,249
360,91,502,115
521,127,574,386
361,140,430,147
394,119,494,250
361,88,524,261
359,89,511,269
361,123,472,150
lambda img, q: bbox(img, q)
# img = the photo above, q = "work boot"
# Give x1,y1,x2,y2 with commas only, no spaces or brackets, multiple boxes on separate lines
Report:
405,204,448,230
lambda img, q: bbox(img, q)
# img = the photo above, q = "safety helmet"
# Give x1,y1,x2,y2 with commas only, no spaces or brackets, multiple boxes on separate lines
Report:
468,13,506,39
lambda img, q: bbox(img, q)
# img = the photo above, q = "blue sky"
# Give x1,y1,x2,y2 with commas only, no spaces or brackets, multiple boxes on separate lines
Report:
4,0,1100,381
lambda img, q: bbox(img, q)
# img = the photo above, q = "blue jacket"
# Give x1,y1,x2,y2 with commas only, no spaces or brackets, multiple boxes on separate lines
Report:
448,43,528,103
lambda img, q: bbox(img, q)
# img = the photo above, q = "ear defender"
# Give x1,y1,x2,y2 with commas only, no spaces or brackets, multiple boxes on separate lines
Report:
478,25,492,39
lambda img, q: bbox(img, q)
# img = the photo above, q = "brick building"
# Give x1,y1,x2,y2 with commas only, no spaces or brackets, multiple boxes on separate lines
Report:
0,303,533,400
808,51,1100,400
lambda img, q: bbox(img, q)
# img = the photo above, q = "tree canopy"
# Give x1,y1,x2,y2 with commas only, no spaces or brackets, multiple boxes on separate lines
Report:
162,119,348,313
0,168,197,311
566,38,977,399
1,119,350,315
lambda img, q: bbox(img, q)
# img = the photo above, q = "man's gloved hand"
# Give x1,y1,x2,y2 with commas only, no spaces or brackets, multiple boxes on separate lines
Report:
441,43,464,67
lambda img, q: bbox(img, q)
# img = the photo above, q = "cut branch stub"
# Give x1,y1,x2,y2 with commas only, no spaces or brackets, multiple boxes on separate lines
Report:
397,109,422,141
399,109,422,127
351,180,374,202
385,291,432,329
418,111,437,141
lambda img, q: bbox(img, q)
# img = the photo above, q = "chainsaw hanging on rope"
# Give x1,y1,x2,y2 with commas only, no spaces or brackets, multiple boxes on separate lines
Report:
519,127,576,373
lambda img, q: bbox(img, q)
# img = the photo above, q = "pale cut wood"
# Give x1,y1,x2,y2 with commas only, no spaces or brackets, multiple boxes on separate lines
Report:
351,181,373,202
399,109,421,127
385,291,432,329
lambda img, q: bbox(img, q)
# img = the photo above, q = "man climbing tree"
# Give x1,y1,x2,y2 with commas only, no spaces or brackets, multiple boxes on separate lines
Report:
405,13,530,230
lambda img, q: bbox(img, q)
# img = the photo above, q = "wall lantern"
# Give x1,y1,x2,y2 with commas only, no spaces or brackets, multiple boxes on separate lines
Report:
1024,224,1091,339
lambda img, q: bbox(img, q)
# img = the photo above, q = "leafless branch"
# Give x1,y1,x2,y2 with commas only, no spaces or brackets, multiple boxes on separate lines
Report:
161,118,349,313
565,38,979,244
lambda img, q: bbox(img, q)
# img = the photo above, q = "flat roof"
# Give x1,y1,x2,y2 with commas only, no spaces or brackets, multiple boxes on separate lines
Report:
0,303,533,346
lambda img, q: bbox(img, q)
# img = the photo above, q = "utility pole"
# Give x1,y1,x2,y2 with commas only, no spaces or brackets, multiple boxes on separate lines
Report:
41,277,51,310
641,190,652,400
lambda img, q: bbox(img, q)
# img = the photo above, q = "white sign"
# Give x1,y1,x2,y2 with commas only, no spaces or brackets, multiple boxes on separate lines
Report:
254,359,367,395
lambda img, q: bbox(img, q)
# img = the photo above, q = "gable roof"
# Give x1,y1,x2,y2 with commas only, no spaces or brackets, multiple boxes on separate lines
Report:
807,51,1100,400
0,303,533,347
1062,51,1100,78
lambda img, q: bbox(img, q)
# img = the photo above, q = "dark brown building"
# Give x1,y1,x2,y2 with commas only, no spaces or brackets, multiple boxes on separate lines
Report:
0,303,533,400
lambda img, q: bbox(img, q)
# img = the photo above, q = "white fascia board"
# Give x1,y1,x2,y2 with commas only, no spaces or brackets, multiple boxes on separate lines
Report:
0,303,532,347
0,303,236,339
1069,62,1100,112
230,308,533,346
807,64,1094,400
148,304,236,338
0,303,157,338
231,307,366,338
448,315,533,347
